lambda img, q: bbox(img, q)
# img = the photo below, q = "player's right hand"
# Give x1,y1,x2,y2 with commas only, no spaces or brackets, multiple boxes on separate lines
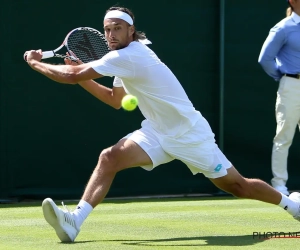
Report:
24,50,43,63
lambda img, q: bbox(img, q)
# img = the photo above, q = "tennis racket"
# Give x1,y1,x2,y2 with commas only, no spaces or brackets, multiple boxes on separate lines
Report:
24,27,110,63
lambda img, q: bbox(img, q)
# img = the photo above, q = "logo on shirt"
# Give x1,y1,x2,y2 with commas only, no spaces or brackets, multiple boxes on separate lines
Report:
214,164,222,172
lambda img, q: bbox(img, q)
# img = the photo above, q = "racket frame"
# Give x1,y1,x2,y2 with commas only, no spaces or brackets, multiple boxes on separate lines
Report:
25,27,108,62
41,28,77,60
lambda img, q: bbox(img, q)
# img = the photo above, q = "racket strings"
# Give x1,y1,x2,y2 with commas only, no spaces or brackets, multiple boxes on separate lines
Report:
66,28,110,63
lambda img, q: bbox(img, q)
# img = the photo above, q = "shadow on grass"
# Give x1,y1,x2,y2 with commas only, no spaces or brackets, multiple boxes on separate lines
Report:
78,235,262,247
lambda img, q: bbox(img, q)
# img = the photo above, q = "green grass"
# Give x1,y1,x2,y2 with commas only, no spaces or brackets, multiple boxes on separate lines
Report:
0,197,299,249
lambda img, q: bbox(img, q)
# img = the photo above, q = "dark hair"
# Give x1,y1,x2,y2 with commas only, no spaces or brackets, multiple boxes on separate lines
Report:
105,6,147,41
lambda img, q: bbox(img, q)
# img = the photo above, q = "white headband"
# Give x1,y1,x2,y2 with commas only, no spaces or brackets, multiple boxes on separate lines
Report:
104,10,152,45
104,10,133,25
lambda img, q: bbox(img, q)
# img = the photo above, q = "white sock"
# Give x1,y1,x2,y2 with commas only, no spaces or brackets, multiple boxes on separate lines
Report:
278,193,299,216
72,200,93,229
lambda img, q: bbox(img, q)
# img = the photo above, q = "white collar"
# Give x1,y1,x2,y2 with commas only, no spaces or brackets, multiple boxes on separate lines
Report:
291,12,300,24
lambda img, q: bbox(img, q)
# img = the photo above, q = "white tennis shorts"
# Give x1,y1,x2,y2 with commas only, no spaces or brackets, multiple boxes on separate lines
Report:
124,117,232,179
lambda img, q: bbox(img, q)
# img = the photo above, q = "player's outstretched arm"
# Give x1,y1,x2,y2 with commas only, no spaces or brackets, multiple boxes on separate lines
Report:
24,49,102,84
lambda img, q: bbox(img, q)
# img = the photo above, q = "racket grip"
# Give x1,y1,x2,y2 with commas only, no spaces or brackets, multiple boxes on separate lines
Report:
42,51,55,59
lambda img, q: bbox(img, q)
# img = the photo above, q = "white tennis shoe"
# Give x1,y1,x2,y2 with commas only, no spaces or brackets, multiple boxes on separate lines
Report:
289,192,300,222
42,198,80,242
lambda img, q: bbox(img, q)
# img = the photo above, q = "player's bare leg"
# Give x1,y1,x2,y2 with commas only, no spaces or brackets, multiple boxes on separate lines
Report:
210,166,281,204
209,166,300,220
82,138,152,207
42,138,152,242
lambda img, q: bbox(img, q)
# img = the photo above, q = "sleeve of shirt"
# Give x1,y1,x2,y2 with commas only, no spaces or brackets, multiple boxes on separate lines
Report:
258,25,286,81
113,77,123,87
88,50,135,79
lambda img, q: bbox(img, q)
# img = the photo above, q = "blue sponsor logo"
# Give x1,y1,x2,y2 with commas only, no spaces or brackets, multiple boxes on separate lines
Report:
214,164,222,172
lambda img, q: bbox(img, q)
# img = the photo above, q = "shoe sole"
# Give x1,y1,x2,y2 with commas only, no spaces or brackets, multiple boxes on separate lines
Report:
42,198,73,242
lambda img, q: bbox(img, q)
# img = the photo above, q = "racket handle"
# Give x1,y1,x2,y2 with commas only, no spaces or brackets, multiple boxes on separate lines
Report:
42,51,55,59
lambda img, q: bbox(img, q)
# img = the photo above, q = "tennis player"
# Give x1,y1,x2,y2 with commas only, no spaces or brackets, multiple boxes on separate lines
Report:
24,6,300,242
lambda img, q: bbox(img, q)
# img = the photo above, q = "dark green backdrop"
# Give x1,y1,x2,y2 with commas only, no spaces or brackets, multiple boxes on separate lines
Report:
1,0,299,200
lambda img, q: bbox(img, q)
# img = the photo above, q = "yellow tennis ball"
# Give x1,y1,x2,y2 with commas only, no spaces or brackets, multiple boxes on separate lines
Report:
121,95,138,111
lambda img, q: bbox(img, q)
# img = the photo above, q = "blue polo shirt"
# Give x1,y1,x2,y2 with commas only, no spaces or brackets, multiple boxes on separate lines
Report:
258,12,300,81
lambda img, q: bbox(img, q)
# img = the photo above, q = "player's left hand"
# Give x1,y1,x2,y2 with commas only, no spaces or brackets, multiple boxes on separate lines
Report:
24,50,43,62
64,51,83,66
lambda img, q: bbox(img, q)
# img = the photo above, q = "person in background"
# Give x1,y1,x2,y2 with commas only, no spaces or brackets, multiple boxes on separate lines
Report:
258,0,300,196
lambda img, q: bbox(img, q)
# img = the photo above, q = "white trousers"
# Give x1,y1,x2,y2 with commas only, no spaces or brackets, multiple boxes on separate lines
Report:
271,75,300,187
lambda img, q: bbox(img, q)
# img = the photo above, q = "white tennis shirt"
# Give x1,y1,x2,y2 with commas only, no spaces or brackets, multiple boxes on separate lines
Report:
89,41,204,137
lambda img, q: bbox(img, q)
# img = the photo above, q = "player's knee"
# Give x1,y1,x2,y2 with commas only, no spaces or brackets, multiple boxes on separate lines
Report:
96,148,123,173
97,148,116,171
98,147,109,162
